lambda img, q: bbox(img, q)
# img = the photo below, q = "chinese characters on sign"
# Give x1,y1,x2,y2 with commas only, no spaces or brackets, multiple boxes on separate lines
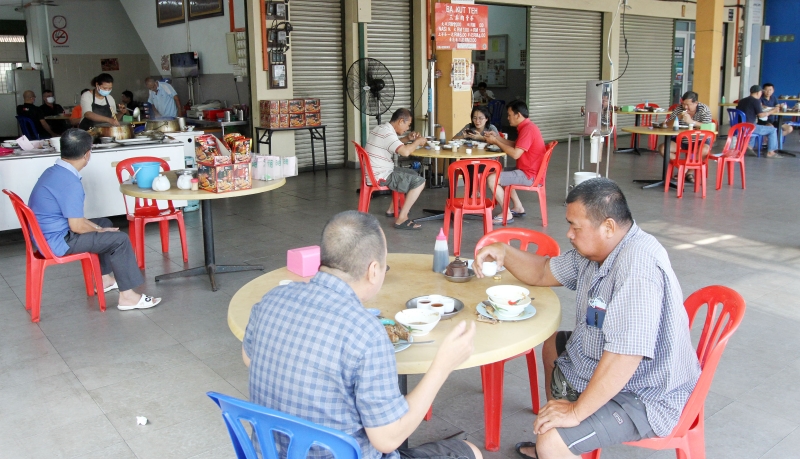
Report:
434,3,488,50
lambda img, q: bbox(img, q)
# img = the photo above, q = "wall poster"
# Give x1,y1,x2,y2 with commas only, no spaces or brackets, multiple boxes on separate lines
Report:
473,35,507,87
156,0,185,28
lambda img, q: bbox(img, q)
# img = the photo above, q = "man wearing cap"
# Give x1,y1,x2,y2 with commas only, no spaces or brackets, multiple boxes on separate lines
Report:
736,85,781,158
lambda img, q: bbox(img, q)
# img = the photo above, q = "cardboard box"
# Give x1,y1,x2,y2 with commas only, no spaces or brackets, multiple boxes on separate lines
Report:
232,138,252,163
305,111,321,126
303,98,320,113
233,163,252,190
287,246,320,277
259,100,280,115
289,113,305,128
195,134,232,166
198,164,234,193
260,113,280,128
288,99,304,114
279,114,289,128
279,100,289,114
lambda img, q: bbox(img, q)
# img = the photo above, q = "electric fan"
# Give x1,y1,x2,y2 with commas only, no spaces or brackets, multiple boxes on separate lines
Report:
346,58,395,124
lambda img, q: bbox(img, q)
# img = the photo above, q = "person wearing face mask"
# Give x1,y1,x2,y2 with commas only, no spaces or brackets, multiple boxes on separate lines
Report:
39,89,67,135
28,129,163,311
79,73,128,129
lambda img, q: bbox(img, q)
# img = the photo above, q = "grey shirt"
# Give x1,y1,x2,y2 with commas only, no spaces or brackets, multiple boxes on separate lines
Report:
549,223,700,437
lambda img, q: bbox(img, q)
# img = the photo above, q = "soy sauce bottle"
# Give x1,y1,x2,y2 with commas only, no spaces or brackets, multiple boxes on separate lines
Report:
433,228,449,273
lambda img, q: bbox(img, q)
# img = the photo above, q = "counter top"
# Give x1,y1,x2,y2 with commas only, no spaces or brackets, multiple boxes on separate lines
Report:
0,141,184,162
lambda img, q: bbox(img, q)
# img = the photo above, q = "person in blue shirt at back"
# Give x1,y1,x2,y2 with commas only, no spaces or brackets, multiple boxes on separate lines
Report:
28,128,162,311
145,77,182,118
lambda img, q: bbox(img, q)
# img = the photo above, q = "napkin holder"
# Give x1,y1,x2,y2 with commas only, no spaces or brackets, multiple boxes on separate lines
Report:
287,246,320,277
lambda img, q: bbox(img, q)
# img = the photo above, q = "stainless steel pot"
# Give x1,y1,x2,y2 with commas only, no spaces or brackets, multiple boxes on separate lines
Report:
89,123,133,140
145,118,181,133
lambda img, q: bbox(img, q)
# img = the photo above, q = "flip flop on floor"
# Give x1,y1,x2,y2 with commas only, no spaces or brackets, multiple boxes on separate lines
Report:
385,211,396,217
492,215,514,224
394,220,421,230
514,442,538,459
118,294,162,311
103,282,118,293
510,210,526,217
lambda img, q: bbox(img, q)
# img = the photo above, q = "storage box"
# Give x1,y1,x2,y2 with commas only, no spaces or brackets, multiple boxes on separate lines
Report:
232,138,251,163
195,134,232,166
287,246,320,277
305,112,321,126
289,113,305,128
198,164,234,193
279,100,289,114
261,113,280,128
304,98,320,113
288,99,304,114
279,114,289,128
203,109,227,121
233,163,252,190
259,100,280,115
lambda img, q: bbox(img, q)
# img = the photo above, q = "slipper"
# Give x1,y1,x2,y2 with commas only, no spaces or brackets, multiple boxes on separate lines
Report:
118,294,162,311
103,282,118,293
766,152,784,159
393,220,421,230
514,442,538,459
492,215,514,225
510,210,526,217
384,211,396,217
685,174,695,184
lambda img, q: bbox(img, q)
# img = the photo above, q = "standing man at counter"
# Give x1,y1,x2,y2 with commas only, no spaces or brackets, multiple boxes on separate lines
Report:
28,129,162,311
16,90,57,138
39,89,67,135
79,73,128,129
145,77,182,118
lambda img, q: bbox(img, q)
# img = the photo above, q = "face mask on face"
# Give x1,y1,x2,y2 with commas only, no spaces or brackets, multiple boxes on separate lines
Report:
45,96,55,104
97,87,111,97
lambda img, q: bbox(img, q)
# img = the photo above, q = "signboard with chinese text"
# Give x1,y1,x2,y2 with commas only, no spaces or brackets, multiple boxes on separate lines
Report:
434,3,488,51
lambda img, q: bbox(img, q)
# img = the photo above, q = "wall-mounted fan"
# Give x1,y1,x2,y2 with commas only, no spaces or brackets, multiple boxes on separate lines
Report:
346,58,395,125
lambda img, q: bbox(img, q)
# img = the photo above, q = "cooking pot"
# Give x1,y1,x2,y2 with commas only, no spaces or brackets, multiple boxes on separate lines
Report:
89,123,133,140
145,117,181,133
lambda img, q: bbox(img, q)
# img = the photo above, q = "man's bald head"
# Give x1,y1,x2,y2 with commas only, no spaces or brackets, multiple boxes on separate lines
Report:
320,211,386,281
22,90,35,103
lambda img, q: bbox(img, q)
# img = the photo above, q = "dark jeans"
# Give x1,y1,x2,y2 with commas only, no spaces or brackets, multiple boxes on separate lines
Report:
64,218,143,291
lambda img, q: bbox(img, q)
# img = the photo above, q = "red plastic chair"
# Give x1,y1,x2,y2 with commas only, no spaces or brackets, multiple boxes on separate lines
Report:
443,159,502,256
115,157,188,270
582,285,746,459
710,123,754,190
665,130,717,198
668,103,680,112
352,141,405,218
501,141,558,227
475,228,560,450
3,189,106,323
632,103,660,150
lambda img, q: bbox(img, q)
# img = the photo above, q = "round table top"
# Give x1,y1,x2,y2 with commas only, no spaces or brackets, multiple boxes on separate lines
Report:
767,110,800,117
411,145,506,160
119,170,285,200
227,253,562,375
621,126,718,136
720,103,737,107
778,97,800,101
45,115,72,120
614,110,668,116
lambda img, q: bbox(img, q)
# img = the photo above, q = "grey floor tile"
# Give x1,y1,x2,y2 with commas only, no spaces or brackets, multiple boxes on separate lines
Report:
72,441,138,459
125,412,234,459
760,427,800,459
0,351,71,391
703,401,797,459
186,444,238,459
18,413,123,458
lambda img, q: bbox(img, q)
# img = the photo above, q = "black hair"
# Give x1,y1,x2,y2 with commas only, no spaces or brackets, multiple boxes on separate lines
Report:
122,90,134,99
43,89,53,96
762,82,774,89
80,88,91,95
60,128,93,161
566,178,633,227
477,82,487,89
390,108,412,123
681,91,699,103
470,106,491,129
91,73,114,86
320,211,386,280
507,100,529,118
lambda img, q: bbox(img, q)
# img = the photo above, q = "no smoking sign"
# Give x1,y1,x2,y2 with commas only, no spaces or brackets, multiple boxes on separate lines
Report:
52,29,68,45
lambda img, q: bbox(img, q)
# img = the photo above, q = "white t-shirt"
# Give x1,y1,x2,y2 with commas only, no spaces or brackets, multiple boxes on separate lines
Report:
473,89,494,104
80,90,117,122
364,123,403,183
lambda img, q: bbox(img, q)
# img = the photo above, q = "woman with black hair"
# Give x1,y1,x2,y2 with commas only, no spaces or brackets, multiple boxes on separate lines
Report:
78,73,128,129
453,105,499,141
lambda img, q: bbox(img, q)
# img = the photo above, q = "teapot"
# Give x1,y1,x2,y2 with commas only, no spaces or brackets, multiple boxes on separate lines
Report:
176,170,193,190
445,257,470,278
151,174,171,192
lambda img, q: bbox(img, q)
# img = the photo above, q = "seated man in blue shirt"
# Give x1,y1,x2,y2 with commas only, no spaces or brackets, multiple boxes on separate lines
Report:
243,211,481,459
28,128,162,311
760,83,793,137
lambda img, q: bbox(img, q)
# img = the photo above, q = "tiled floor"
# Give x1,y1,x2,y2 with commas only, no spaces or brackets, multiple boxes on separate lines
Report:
1,133,800,458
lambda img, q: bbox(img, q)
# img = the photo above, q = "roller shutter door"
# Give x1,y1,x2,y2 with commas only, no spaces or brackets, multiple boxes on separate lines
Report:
290,0,346,167
615,15,674,130
529,8,602,141
367,0,413,127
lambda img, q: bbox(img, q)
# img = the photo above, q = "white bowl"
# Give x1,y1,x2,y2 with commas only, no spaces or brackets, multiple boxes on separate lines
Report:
395,309,441,336
486,285,531,318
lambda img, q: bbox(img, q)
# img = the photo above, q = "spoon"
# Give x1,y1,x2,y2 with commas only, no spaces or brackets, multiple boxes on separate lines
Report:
396,340,435,345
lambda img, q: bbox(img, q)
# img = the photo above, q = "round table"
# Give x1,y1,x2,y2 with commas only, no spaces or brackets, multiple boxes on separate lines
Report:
412,144,505,187
767,110,800,156
622,126,718,189
614,109,668,154
227,253,561,451
120,171,285,290
44,115,71,120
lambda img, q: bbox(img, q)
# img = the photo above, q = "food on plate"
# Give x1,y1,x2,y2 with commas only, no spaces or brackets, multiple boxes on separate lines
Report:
384,323,410,344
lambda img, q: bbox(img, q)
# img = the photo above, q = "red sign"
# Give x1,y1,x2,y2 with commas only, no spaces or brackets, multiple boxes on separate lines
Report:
52,29,68,45
434,3,488,51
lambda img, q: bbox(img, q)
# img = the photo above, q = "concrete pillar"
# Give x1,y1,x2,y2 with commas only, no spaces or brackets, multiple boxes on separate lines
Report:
694,0,725,115
432,1,472,141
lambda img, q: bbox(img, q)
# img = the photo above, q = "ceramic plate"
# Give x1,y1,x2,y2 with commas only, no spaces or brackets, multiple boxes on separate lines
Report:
92,142,121,149
394,334,413,353
406,296,464,319
117,138,158,144
477,302,536,322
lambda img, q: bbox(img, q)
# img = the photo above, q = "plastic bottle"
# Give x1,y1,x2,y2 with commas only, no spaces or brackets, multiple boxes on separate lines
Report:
645,100,649,108
433,228,449,273
439,126,446,144
721,96,726,104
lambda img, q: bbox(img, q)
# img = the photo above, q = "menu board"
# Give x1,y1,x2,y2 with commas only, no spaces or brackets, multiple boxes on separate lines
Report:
434,3,488,51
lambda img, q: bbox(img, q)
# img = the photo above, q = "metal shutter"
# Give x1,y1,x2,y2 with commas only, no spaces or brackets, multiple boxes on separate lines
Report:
529,8,602,140
290,0,346,167
615,15,674,129
367,0,413,128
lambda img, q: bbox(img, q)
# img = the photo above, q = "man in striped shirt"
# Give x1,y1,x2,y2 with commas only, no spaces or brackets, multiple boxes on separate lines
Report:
658,91,714,183
364,108,428,230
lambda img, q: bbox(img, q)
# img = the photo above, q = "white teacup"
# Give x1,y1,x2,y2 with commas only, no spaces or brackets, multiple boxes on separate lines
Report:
49,137,61,152
482,261,498,276
430,304,446,316
417,297,433,310
441,297,455,313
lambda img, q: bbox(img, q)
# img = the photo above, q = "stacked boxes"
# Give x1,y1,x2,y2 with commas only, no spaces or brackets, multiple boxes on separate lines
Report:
259,98,322,128
196,134,253,193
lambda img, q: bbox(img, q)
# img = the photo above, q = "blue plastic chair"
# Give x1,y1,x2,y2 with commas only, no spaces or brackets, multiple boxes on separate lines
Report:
207,392,362,459
15,116,40,140
488,99,505,129
727,109,762,157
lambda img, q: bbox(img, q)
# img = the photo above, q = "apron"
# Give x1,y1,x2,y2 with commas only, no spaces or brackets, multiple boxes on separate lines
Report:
78,91,113,130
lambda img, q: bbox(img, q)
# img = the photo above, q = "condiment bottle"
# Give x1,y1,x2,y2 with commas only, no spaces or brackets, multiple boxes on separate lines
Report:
433,228,449,273
439,126,446,144
191,178,199,191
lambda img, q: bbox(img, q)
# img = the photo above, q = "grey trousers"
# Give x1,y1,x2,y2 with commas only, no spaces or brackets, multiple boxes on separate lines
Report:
64,218,143,291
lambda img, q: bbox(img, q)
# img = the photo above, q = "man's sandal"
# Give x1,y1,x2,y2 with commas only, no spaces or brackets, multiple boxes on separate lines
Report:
515,442,538,459
118,294,162,311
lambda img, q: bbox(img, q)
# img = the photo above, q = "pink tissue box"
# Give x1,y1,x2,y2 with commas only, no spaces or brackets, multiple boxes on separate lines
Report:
287,246,321,277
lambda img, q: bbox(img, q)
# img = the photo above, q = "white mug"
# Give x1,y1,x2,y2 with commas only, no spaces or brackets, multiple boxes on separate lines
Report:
417,297,432,310
482,261,498,276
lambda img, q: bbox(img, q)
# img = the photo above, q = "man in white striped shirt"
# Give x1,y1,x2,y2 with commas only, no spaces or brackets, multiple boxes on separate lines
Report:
364,108,428,230
658,91,714,183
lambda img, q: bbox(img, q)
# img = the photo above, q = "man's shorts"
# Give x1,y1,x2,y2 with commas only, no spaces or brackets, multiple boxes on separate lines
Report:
550,331,657,455
380,167,425,194
398,438,475,459
498,169,534,187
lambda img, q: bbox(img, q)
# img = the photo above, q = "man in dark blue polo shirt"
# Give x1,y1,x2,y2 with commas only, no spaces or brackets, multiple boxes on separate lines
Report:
28,129,162,310
736,85,781,158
